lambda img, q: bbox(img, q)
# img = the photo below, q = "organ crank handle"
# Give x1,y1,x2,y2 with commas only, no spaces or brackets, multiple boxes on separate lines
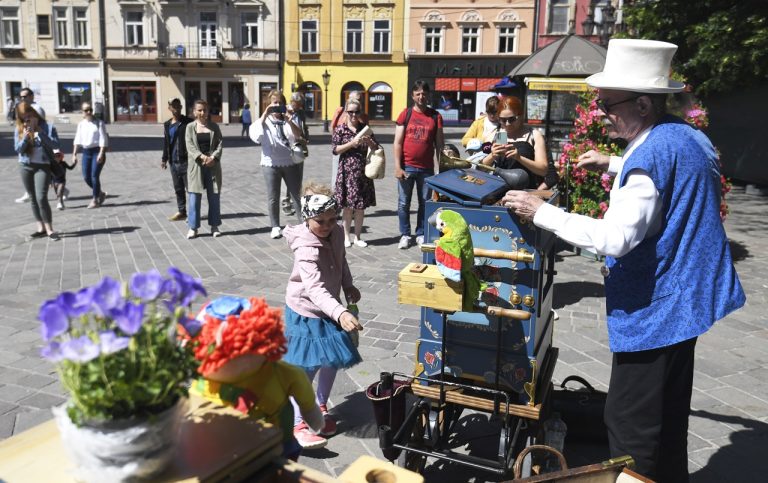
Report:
420,244,535,263
484,305,531,320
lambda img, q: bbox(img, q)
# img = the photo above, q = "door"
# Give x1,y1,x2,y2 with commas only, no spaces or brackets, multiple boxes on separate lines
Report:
185,81,201,117
199,13,217,59
207,82,223,123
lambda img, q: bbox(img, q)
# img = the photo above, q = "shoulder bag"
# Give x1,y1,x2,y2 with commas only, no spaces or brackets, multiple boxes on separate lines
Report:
365,146,386,180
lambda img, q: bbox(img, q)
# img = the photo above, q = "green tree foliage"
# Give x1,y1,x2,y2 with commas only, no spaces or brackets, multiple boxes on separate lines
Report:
622,0,768,96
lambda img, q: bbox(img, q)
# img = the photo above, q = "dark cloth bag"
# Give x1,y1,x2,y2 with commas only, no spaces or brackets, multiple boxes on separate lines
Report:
551,375,608,443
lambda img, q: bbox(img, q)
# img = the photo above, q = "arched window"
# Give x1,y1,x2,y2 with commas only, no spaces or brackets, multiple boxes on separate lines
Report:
366,82,393,121
298,81,321,118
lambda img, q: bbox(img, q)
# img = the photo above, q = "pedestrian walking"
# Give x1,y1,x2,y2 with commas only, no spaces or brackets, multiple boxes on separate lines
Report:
241,103,252,138
282,183,363,450
502,39,746,482
161,98,193,222
185,100,223,239
393,81,444,249
14,102,61,240
72,102,109,209
15,87,47,204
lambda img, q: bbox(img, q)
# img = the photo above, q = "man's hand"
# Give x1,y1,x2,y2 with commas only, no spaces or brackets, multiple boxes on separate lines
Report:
577,150,611,172
501,190,545,222
338,311,363,332
161,161,167,170
394,166,406,180
344,286,361,305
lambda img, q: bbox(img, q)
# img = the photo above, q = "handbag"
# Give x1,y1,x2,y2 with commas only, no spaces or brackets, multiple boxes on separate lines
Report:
551,375,608,443
365,146,386,180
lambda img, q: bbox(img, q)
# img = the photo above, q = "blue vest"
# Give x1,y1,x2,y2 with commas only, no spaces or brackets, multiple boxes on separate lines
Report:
604,116,745,352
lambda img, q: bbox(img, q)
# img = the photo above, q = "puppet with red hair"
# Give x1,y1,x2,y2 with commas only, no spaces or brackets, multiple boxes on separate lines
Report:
188,296,324,458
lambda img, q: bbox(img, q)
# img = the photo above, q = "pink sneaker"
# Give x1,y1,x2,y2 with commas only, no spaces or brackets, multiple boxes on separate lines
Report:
293,421,327,449
318,404,337,436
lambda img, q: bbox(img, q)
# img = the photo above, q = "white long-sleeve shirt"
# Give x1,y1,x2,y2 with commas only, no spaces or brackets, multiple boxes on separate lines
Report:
73,118,108,149
533,127,662,258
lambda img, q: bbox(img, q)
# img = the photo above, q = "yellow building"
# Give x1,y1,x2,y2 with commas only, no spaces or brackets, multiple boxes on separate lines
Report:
283,0,409,124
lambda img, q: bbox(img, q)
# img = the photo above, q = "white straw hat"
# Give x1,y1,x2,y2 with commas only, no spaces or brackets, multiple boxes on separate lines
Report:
586,39,685,93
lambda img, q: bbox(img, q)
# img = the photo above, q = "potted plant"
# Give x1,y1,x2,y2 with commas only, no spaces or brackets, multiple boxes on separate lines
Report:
38,267,206,482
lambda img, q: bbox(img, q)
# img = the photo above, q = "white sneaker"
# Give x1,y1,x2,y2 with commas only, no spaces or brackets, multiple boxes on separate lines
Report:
398,235,411,249
62,188,70,201
56,201,65,211
211,227,221,238
270,227,282,239
344,239,352,248
15,192,30,203
186,229,197,239
416,235,425,246
354,239,368,248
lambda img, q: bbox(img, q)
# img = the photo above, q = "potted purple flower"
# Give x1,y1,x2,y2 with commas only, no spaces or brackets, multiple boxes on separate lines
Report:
39,267,206,482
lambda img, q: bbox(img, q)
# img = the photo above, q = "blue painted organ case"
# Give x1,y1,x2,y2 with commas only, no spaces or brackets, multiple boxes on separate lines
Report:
414,194,557,406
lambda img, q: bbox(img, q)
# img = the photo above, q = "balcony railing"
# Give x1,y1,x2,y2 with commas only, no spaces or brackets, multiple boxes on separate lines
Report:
158,43,222,61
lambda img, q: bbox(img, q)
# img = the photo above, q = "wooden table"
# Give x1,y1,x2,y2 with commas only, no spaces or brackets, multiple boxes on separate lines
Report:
0,394,283,482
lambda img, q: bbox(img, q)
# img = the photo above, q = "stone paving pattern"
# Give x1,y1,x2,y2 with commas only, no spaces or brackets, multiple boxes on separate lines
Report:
0,122,765,482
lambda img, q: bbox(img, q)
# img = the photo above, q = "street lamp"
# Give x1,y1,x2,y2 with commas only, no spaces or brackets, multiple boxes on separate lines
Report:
322,69,331,132
582,1,619,47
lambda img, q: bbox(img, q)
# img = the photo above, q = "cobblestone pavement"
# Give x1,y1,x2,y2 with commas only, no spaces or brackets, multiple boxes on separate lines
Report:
0,122,765,482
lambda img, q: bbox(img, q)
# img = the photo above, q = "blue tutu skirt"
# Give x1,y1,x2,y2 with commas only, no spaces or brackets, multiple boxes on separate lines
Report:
283,305,362,371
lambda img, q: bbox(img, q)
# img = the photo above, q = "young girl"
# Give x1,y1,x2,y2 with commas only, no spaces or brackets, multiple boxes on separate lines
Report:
282,182,363,450
52,156,77,210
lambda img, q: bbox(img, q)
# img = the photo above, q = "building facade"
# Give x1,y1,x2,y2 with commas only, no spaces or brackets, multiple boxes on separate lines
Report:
536,0,623,48
406,0,536,125
0,0,103,124
103,0,280,124
284,0,409,123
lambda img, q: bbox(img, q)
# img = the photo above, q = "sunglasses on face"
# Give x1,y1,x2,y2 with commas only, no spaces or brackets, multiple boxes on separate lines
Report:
499,116,519,124
83,109,93,113
595,95,643,114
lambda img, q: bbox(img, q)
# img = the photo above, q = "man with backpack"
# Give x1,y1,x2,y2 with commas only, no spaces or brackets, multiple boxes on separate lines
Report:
393,81,444,249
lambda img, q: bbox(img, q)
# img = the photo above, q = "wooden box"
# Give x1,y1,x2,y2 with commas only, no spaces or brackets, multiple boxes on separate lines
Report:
398,263,464,313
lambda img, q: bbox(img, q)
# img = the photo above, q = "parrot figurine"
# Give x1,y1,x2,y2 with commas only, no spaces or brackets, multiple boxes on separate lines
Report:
431,209,485,312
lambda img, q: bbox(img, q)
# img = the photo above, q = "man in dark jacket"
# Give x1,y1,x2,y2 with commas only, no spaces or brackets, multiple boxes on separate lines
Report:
161,98,193,221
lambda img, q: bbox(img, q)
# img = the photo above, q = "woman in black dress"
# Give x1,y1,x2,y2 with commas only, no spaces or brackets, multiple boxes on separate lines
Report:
331,99,379,248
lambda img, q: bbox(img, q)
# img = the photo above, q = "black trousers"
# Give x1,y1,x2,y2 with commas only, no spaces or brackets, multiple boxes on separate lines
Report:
170,162,188,214
605,337,697,483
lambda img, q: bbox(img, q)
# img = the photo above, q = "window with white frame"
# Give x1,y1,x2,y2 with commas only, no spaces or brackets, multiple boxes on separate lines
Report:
345,20,363,53
548,0,570,34
424,27,442,54
301,20,317,53
0,8,21,48
241,12,259,48
461,27,479,54
37,15,51,38
498,26,516,53
126,11,144,46
54,7,89,48
54,8,69,47
373,19,390,54
75,9,88,47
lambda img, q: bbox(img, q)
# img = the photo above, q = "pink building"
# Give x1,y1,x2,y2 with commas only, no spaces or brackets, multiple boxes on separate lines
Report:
536,0,623,49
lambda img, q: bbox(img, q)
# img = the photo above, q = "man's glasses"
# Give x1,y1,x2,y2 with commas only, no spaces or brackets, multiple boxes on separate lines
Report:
499,116,518,124
595,95,643,114
346,110,360,115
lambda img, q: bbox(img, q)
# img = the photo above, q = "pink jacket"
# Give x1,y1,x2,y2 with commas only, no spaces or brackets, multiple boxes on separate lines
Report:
283,222,353,322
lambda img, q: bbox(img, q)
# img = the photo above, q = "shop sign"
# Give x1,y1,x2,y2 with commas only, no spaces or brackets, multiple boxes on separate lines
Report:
526,77,588,92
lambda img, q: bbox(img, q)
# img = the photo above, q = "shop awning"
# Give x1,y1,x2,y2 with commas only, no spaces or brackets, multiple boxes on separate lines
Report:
525,77,589,92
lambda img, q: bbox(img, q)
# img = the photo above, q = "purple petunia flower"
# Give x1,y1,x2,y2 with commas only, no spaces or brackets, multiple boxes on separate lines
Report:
60,336,101,363
111,302,145,335
178,315,202,338
167,267,207,306
98,331,131,355
38,300,69,341
41,341,64,362
130,269,167,301
56,291,91,317
91,277,123,316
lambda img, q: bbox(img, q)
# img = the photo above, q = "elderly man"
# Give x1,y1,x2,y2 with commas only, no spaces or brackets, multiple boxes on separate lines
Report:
503,39,745,482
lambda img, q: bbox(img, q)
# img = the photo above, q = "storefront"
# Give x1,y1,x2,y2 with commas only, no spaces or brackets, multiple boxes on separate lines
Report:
114,82,157,123
407,57,524,125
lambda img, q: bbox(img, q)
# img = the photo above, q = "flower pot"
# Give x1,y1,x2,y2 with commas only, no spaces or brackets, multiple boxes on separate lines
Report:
53,397,188,482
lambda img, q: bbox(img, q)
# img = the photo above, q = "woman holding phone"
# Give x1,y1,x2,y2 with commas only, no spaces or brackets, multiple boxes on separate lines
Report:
481,96,549,188
249,90,304,239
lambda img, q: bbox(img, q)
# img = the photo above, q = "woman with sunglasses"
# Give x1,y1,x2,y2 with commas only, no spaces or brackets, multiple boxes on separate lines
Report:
14,102,62,240
482,96,549,188
72,102,109,208
331,99,379,248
